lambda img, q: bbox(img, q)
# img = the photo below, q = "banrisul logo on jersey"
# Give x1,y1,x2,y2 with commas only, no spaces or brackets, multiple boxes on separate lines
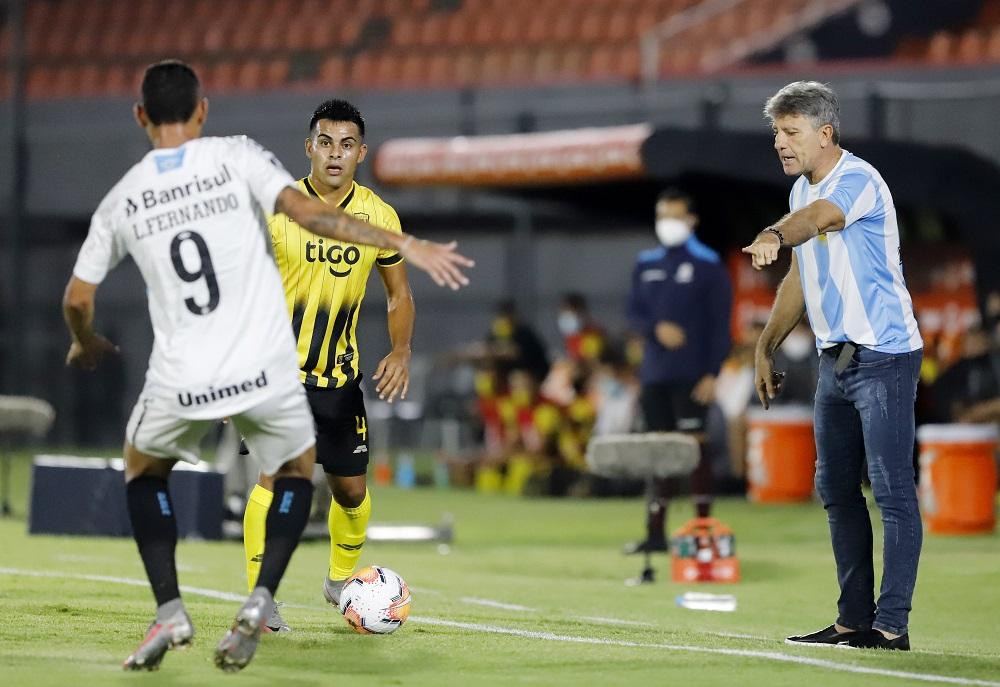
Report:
305,238,361,277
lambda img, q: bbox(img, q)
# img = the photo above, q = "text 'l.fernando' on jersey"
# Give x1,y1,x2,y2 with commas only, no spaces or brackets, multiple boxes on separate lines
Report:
268,177,404,389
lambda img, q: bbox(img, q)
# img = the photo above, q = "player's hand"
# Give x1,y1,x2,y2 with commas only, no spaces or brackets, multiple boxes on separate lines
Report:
690,374,716,406
400,238,474,290
742,230,781,270
65,332,119,371
654,321,686,349
753,351,785,410
373,348,411,403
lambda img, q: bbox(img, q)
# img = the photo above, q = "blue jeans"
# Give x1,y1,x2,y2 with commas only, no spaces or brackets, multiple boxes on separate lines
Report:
813,345,923,636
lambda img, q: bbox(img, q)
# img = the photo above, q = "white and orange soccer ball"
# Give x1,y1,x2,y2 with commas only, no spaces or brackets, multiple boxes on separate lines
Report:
339,565,411,635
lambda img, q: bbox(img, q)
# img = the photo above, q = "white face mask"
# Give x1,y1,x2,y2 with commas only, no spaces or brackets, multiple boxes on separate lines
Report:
655,218,692,247
781,331,814,361
558,312,581,336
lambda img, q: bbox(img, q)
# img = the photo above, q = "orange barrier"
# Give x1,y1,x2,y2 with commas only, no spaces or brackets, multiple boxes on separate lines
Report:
918,424,998,534
746,405,816,502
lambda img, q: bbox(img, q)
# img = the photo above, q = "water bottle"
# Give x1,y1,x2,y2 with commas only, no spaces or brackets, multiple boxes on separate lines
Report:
676,592,737,612
395,453,416,489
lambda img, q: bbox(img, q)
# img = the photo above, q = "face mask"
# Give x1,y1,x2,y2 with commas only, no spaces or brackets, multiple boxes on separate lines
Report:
781,331,814,361
655,218,692,247
558,312,581,336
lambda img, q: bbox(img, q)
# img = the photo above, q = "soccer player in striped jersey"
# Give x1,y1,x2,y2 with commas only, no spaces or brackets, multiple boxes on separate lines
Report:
242,100,413,630
744,81,922,651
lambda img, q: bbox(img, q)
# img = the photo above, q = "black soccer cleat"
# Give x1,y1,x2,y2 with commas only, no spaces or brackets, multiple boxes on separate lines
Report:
847,629,910,651
785,624,860,648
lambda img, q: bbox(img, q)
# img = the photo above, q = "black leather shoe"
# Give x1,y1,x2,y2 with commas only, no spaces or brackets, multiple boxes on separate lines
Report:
623,539,668,555
847,629,910,651
785,624,860,647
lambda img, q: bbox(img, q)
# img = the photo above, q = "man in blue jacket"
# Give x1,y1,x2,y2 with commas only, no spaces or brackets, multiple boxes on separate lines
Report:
626,188,732,552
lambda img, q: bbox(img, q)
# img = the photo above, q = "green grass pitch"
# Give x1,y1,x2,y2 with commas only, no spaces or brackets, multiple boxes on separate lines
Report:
1,451,998,686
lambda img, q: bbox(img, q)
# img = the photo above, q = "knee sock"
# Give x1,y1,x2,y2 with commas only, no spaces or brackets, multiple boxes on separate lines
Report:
255,477,313,595
243,484,273,592
328,489,371,580
126,476,180,607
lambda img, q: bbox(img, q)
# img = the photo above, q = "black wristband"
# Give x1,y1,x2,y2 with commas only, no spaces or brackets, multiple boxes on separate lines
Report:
761,227,784,245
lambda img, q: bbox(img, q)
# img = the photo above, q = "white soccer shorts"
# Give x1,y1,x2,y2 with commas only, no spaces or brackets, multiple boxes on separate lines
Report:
125,384,316,476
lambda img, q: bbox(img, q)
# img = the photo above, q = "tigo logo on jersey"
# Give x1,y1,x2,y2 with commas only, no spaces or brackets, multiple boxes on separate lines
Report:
154,148,186,173
305,238,361,276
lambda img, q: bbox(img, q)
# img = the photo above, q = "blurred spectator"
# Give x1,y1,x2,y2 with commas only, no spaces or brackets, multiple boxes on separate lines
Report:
771,318,820,406
715,322,762,479
928,325,999,423
625,188,732,551
488,300,551,383
591,343,640,437
558,292,606,366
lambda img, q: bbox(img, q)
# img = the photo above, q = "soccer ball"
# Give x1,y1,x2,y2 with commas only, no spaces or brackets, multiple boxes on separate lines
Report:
340,565,411,635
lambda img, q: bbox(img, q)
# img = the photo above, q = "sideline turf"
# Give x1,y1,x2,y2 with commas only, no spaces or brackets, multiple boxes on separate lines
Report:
1,451,998,686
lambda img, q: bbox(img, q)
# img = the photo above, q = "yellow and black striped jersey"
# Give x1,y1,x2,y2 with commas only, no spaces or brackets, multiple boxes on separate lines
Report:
269,177,403,388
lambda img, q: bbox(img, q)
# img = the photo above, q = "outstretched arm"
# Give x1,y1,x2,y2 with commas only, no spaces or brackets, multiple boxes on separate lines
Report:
753,253,807,409
275,187,473,290
373,262,415,403
63,276,118,370
742,199,845,270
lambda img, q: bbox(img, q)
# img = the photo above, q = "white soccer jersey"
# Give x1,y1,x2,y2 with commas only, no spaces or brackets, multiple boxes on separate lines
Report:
790,150,923,353
73,136,303,419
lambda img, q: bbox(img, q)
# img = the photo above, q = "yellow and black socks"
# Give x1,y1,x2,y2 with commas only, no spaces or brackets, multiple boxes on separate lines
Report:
126,476,180,606
243,483,272,592
328,489,371,581
256,477,314,595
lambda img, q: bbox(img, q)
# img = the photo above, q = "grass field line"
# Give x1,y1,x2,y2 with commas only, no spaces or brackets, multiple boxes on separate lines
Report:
411,617,1000,687
3,566,997,686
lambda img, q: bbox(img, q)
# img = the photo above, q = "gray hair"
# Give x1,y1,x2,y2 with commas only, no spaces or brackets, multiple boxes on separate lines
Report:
764,81,841,144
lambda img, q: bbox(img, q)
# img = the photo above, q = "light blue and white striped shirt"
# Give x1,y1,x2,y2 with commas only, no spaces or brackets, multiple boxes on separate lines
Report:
790,150,922,353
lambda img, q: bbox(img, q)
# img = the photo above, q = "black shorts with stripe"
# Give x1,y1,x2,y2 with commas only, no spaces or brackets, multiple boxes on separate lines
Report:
307,378,370,477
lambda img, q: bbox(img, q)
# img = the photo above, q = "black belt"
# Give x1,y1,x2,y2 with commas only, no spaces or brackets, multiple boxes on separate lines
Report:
831,342,858,374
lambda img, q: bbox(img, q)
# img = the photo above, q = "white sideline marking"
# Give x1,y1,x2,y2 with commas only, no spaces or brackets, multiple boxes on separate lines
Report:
2,567,998,687
413,616,1000,687
460,596,534,611
572,615,655,627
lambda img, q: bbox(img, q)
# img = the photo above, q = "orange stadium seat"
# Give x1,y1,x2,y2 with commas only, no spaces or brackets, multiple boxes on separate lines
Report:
927,31,955,64
417,14,448,48
393,15,420,48
426,53,454,88
480,49,510,85
987,28,1000,61
453,50,480,87
443,13,471,47
317,54,348,86
956,29,986,63
25,66,55,99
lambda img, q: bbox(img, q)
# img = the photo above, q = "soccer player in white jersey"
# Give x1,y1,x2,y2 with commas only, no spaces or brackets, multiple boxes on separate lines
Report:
62,60,472,673
743,81,922,651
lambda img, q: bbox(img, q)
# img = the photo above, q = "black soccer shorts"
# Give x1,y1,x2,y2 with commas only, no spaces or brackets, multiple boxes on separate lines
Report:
639,380,709,434
306,378,370,477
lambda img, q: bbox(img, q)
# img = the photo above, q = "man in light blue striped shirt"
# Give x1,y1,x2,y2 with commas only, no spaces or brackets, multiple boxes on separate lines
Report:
744,81,923,651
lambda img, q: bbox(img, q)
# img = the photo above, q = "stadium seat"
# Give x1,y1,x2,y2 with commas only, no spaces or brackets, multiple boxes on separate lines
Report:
392,15,420,47
317,54,348,86
987,28,1000,61
452,51,480,87
956,29,986,64
927,31,955,64
265,58,290,88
